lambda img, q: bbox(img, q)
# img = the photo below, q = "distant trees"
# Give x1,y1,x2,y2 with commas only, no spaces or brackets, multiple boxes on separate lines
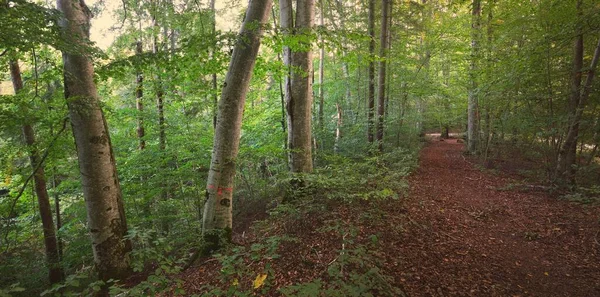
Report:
57,0,131,281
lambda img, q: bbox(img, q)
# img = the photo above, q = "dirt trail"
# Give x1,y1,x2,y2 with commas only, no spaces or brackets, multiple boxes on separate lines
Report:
388,138,600,296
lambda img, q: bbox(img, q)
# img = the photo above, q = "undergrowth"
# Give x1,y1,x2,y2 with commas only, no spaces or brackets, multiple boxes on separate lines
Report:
14,146,418,296
188,147,417,296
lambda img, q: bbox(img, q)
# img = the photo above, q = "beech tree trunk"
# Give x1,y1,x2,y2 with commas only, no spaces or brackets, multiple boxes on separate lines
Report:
317,0,325,131
202,0,272,251
271,7,288,150
281,0,315,173
152,14,166,154
367,0,375,144
376,0,390,152
10,58,64,284
135,41,145,150
467,0,481,154
334,102,342,153
210,0,218,129
57,0,132,281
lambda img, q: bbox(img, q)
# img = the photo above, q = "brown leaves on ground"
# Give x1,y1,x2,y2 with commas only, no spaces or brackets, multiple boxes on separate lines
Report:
175,139,600,296
391,138,600,296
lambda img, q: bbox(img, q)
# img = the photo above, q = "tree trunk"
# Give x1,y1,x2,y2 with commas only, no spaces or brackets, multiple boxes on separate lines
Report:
202,0,272,252
152,16,167,154
210,0,218,129
281,0,315,173
555,0,584,184
556,32,600,183
376,0,389,152
334,102,342,153
367,0,375,144
467,0,481,154
57,0,132,281
10,58,64,284
271,7,288,150
317,0,325,131
152,6,170,224
135,41,145,150
51,172,63,262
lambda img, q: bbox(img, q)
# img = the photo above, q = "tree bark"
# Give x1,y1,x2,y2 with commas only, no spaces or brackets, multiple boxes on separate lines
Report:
57,0,132,281
152,15,166,154
367,0,375,144
51,172,63,262
317,0,325,131
467,0,481,154
281,0,315,173
10,58,64,284
202,0,273,251
334,102,342,153
271,7,288,150
376,0,390,152
556,32,600,183
135,41,145,150
555,0,584,184
210,0,218,129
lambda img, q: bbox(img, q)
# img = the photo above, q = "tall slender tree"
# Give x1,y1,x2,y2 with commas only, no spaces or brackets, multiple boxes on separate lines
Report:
280,0,315,173
376,0,390,152
367,0,375,144
202,0,273,251
135,41,145,150
10,58,64,284
467,0,481,154
317,0,325,131
57,0,132,281
210,0,219,129
556,13,600,184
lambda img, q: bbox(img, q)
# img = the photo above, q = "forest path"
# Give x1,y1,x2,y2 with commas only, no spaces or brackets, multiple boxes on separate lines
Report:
387,137,600,296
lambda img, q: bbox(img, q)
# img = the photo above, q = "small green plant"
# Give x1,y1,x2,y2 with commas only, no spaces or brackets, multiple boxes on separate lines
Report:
40,268,97,297
0,283,25,297
199,235,295,297
279,228,405,297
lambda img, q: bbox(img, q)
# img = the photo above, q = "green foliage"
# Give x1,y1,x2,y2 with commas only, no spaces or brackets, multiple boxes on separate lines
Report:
0,283,25,297
283,148,417,203
199,235,295,297
561,185,600,204
0,0,62,51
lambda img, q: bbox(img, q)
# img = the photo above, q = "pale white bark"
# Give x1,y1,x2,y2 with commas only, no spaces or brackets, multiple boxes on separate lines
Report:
202,0,273,244
318,0,324,130
281,0,315,173
57,0,131,280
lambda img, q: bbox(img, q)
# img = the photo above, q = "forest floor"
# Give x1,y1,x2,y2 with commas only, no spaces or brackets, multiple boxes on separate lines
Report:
175,137,600,296
386,137,600,296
